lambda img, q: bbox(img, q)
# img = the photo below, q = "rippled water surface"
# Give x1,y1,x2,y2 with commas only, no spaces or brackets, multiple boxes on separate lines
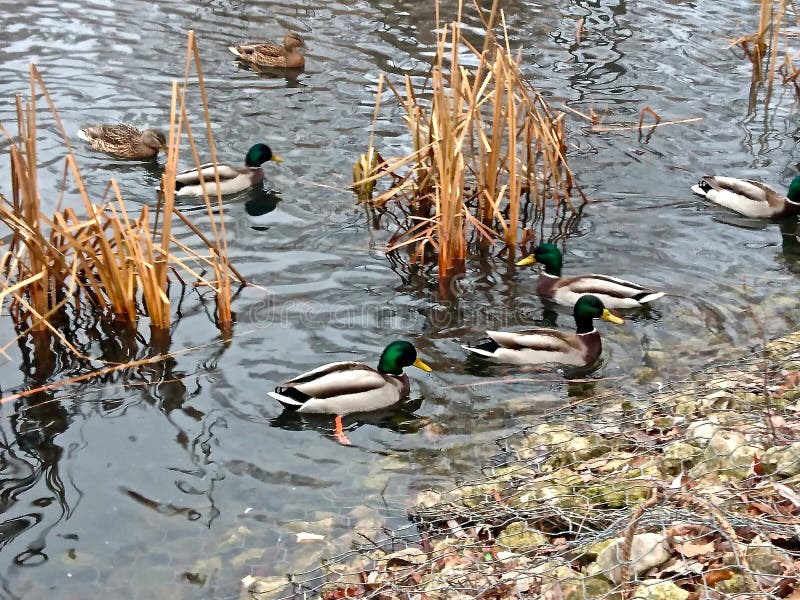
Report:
1,0,799,597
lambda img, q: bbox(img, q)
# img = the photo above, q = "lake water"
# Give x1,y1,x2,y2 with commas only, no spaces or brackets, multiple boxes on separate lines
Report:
0,0,799,597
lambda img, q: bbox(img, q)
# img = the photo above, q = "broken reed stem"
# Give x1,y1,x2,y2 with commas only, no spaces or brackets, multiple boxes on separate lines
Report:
0,341,216,405
734,0,799,101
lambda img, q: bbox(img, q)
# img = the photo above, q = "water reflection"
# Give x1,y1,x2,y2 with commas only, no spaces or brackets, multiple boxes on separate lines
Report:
233,60,305,87
4,0,800,596
270,398,425,444
3,390,69,568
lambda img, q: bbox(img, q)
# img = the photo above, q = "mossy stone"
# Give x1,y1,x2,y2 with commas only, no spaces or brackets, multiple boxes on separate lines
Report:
762,442,800,477
496,521,548,551
662,441,702,475
631,580,689,600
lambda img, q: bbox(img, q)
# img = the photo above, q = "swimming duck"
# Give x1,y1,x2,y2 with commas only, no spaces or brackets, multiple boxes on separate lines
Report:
462,294,623,367
516,243,664,309
691,175,800,218
228,32,305,69
268,340,432,444
174,143,283,197
78,124,166,159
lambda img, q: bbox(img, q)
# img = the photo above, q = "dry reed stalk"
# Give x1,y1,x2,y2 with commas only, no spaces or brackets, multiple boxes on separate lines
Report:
0,33,244,382
355,1,584,291
732,0,800,102
353,75,386,202
757,0,774,63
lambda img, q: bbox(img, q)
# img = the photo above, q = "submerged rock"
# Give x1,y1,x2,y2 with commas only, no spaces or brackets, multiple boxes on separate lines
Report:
414,489,442,509
240,575,291,600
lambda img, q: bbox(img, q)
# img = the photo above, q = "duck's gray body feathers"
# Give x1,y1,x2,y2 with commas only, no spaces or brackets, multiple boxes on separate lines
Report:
691,176,800,218
268,361,409,415
537,273,664,309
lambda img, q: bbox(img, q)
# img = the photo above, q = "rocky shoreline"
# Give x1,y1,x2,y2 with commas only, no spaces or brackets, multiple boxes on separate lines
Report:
246,332,800,599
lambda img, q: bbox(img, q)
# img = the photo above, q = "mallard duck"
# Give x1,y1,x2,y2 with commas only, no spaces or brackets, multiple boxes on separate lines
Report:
516,243,664,309
228,32,305,69
268,340,432,444
691,175,800,218
78,124,166,159
462,294,623,367
174,143,283,197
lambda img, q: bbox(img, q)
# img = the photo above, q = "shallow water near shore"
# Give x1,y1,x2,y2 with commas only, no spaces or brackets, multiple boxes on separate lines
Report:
0,0,799,597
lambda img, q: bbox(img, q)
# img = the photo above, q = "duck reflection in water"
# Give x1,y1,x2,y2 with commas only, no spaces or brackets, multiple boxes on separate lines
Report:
779,218,800,265
270,397,425,446
175,187,281,231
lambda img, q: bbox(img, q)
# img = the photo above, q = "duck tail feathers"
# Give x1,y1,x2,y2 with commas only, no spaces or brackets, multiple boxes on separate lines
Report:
268,390,305,411
228,45,244,58
461,342,499,358
77,128,92,142
633,291,665,304
691,176,716,197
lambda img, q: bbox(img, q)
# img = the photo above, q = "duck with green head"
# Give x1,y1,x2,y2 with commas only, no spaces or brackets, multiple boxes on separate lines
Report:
462,294,623,366
691,174,800,218
516,243,664,309
268,341,432,444
175,143,283,197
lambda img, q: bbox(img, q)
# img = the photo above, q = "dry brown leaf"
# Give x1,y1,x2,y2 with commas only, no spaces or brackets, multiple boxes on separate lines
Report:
775,482,800,507
779,371,800,394
748,501,776,515
675,540,716,558
667,524,713,538
784,584,800,599
750,454,765,478
703,568,735,588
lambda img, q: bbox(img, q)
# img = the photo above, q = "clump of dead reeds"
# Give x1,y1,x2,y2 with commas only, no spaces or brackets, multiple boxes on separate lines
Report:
354,0,585,290
732,0,800,104
0,32,243,371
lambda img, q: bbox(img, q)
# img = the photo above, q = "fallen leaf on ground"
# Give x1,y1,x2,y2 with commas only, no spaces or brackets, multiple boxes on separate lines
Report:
775,482,800,507
703,568,735,587
675,540,715,558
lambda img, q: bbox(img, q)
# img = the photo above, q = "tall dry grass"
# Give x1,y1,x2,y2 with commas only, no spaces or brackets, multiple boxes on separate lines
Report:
354,0,584,291
0,32,243,376
732,0,799,104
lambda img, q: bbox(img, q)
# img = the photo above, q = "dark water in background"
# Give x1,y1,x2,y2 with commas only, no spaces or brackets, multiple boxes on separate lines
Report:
0,0,799,597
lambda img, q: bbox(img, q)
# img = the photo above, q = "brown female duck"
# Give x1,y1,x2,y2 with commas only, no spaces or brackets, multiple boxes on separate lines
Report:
78,124,166,159
228,32,305,69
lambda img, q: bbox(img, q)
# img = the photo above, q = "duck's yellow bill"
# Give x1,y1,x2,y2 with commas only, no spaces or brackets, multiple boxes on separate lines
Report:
413,357,433,372
516,254,536,267
271,155,285,163
602,309,624,324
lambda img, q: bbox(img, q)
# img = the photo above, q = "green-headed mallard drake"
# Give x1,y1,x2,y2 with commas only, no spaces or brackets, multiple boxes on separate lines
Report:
516,243,664,309
78,124,166,159
462,294,623,367
228,32,305,69
268,340,432,444
691,175,800,218
174,143,283,198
